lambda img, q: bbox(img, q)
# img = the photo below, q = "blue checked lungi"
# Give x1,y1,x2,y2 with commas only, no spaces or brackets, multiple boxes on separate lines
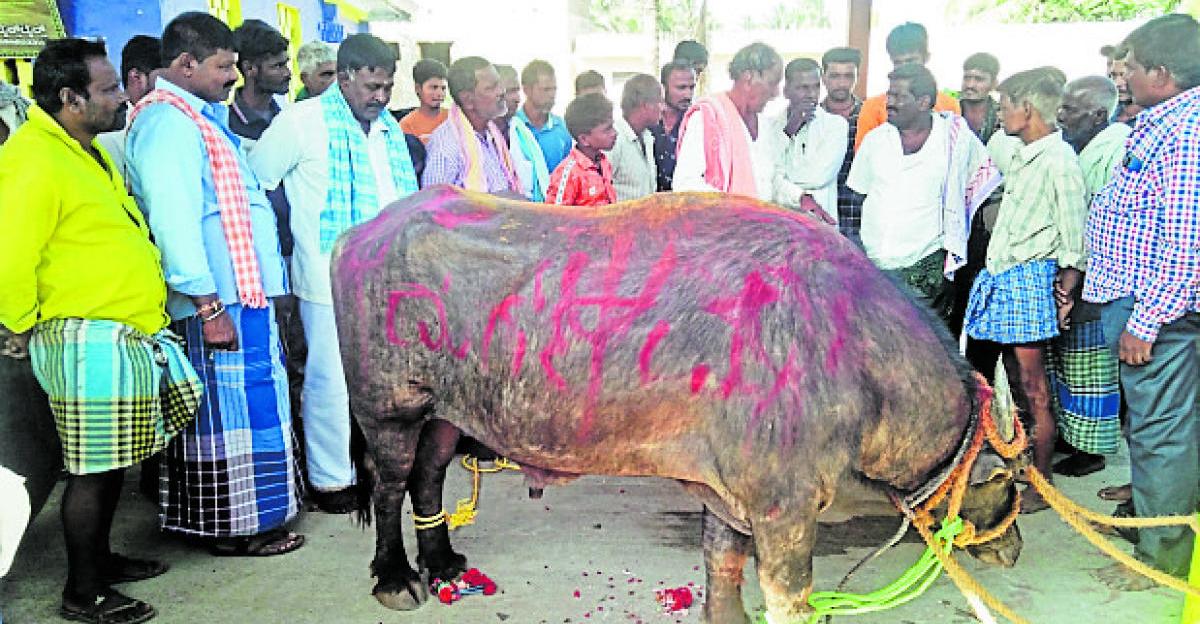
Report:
160,303,302,537
965,259,1060,344
28,318,201,475
1048,319,1122,454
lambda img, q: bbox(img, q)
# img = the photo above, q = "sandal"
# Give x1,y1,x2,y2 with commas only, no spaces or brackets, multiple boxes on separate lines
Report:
60,588,156,624
1098,483,1132,502
1052,452,1106,477
1019,490,1050,514
1111,500,1140,544
209,529,305,557
102,554,168,585
309,487,358,514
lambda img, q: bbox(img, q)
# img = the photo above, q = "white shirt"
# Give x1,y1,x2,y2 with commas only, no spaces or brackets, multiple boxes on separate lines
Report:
97,120,130,184
847,114,949,270
769,107,848,217
249,96,400,305
673,110,777,202
605,115,657,201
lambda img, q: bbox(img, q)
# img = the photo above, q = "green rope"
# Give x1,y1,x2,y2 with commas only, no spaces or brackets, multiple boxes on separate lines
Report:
797,516,965,623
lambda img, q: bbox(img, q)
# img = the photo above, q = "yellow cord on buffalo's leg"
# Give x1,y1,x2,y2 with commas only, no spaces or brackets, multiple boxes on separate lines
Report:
413,509,447,531
445,455,522,531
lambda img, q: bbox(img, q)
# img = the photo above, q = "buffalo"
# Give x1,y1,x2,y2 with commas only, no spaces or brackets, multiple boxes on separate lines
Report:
331,186,1022,623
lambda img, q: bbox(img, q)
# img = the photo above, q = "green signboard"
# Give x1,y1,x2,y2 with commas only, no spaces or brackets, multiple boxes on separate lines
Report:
0,0,67,58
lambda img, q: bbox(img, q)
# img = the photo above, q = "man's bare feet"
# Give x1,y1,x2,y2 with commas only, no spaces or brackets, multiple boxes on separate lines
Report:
1090,563,1158,591
1098,483,1132,502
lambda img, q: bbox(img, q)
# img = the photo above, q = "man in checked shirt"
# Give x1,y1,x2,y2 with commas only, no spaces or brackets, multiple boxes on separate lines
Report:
1084,14,1200,590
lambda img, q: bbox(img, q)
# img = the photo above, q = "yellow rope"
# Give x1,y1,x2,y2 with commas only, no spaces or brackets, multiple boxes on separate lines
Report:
1025,467,1200,598
445,456,522,531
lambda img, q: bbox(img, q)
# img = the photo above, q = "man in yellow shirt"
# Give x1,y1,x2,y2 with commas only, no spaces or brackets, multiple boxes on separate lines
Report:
0,38,200,624
854,22,960,151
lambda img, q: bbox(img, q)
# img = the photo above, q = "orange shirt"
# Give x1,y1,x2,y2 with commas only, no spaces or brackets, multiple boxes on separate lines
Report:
400,108,449,144
546,147,616,207
853,91,960,151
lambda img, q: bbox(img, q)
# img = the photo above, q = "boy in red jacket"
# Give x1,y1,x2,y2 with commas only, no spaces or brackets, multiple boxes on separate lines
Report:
546,92,618,206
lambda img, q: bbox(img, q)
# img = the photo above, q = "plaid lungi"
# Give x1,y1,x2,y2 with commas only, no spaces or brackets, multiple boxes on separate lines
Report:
1048,319,1122,454
28,318,201,475
965,259,1060,344
160,303,302,537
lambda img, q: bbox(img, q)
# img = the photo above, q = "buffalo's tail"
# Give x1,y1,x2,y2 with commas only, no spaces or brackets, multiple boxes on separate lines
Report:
350,416,374,526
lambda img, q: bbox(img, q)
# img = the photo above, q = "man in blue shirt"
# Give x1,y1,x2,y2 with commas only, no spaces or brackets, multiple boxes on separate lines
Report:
515,59,572,172
127,11,304,558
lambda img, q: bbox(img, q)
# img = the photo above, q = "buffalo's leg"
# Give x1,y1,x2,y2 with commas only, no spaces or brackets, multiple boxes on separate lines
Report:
360,418,428,610
409,418,468,580
751,501,819,624
702,506,752,624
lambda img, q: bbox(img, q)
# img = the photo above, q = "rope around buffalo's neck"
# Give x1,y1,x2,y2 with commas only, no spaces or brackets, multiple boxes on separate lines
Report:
808,373,1026,622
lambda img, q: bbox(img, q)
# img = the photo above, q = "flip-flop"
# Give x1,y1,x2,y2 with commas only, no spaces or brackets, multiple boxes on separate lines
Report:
1097,483,1132,502
209,530,305,557
60,588,156,624
102,554,169,585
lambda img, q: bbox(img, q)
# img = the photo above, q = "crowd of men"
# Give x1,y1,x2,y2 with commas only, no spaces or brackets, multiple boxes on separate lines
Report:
0,9,1196,623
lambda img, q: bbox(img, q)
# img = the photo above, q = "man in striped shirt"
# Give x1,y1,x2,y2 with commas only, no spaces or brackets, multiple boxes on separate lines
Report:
1084,14,1200,590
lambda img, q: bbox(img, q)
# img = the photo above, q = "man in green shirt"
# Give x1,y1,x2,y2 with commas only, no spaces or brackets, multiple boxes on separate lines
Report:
963,67,1089,513
0,39,201,623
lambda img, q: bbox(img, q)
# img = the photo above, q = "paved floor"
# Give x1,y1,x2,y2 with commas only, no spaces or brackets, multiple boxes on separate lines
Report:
0,448,1187,624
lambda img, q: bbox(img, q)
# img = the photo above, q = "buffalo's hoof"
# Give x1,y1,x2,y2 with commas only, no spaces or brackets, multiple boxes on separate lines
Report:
372,577,429,611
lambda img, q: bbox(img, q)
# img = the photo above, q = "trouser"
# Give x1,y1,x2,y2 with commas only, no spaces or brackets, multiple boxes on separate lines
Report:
885,250,956,327
299,300,355,491
1100,296,1200,576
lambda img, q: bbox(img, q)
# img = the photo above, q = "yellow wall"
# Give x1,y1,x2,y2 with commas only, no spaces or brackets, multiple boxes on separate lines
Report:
276,3,303,98
207,0,243,27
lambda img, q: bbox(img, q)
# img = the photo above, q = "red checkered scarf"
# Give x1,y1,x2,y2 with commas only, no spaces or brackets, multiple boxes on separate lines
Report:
130,89,267,308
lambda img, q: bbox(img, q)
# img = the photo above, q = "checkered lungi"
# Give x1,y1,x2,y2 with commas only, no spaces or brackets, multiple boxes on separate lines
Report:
965,259,1060,344
160,303,302,537
1048,318,1122,454
28,318,201,475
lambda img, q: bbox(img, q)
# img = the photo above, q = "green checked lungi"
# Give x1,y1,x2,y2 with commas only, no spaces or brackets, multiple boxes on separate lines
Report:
28,318,202,475
1047,318,1122,454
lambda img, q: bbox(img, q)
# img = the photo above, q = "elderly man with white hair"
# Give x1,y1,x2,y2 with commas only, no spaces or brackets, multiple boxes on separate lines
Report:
674,42,783,200
1044,75,1130,480
296,40,337,101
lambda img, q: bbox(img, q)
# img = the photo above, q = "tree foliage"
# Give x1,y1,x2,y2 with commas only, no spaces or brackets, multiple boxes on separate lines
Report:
948,0,1181,23
741,0,829,30
587,0,706,34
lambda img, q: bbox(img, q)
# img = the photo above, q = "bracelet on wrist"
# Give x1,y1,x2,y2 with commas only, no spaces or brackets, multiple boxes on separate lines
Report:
199,302,226,323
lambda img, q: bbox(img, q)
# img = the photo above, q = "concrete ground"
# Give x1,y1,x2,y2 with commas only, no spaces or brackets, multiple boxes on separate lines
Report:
0,447,1187,624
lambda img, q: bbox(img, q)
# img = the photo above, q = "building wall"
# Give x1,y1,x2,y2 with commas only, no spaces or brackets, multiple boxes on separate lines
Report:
56,0,365,74
56,0,162,71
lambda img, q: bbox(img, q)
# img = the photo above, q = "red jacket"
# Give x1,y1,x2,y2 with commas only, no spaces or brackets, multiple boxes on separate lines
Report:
546,147,616,207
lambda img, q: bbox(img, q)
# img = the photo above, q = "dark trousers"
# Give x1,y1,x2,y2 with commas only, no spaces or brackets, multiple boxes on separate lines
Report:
1101,296,1200,575
885,250,957,327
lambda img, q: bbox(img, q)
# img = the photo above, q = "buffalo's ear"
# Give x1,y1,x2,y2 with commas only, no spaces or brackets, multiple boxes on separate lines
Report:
969,451,1010,486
